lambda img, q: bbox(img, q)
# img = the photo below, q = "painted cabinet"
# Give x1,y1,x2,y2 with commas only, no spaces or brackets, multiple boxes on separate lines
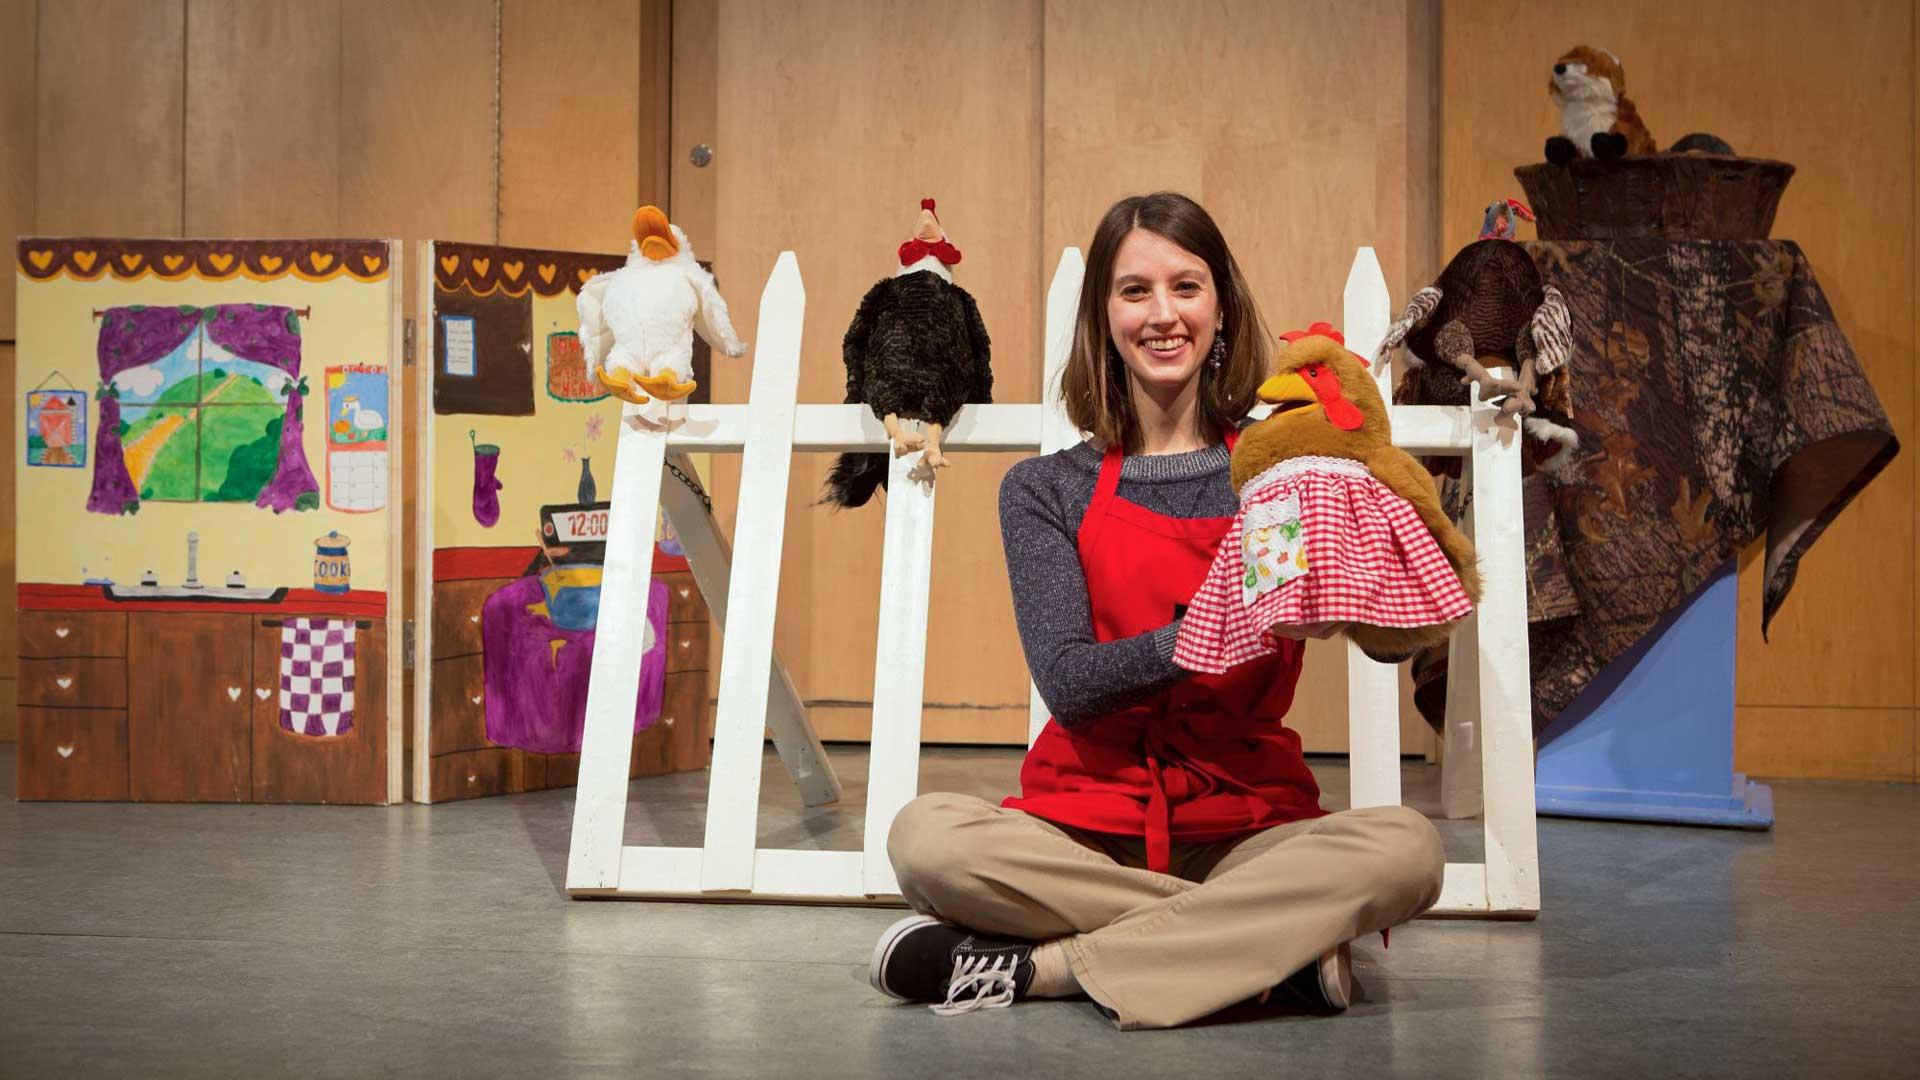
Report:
18,608,387,803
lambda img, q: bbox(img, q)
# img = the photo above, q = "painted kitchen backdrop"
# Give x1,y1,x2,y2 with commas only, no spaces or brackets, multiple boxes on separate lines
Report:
14,238,403,804
416,241,714,803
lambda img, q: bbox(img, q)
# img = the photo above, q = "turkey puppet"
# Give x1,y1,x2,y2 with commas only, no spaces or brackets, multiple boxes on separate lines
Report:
577,205,748,421
1174,324,1481,670
821,198,993,508
1375,231,1579,476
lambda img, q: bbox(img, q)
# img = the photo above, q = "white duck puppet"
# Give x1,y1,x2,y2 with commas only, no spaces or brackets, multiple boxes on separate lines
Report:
577,206,748,419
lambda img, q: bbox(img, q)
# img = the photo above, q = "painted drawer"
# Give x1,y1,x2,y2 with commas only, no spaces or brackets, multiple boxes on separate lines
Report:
20,657,128,709
18,610,128,659
660,571,706,624
430,653,489,755
664,622,709,674
433,578,510,659
18,708,129,800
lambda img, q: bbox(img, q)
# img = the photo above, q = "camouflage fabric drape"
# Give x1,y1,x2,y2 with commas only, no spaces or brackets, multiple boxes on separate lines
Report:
1397,240,1898,733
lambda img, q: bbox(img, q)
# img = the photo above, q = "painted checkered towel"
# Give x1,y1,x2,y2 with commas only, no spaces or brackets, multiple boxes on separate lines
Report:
279,617,356,737
1174,456,1473,673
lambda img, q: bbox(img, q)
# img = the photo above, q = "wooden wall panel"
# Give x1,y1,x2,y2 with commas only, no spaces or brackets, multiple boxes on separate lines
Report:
499,0,643,252
639,0,673,214
1044,0,1435,312
1736,706,1916,783
670,0,719,241
0,0,36,339
339,0,498,279
692,0,1042,744
1044,0,1438,750
1440,0,1917,779
34,0,185,236
184,0,342,236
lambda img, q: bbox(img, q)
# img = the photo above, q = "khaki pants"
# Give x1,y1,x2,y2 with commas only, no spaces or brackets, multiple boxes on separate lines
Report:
886,793,1445,1030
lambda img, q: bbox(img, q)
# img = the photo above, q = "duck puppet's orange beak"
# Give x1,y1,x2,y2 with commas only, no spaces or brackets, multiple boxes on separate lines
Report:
632,205,679,261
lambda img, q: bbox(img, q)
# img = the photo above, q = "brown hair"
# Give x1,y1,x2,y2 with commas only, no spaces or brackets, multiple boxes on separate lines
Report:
1058,192,1272,453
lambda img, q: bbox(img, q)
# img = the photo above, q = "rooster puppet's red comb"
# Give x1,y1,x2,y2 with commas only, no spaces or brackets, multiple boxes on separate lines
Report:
1278,322,1370,368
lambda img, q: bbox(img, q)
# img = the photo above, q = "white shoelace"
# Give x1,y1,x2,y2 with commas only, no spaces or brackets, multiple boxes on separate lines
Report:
928,953,1021,1017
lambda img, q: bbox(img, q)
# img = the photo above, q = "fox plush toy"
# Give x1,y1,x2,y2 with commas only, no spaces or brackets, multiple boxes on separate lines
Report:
1544,46,1657,164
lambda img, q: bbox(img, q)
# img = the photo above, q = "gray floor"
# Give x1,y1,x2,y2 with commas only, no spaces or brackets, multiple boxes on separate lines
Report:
2,743,1916,1079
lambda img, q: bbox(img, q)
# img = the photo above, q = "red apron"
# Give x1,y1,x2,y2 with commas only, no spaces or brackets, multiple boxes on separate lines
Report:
1003,430,1325,874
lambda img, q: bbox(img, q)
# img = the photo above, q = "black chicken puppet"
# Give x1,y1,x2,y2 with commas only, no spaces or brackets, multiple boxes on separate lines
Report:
821,199,993,508
1174,325,1481,669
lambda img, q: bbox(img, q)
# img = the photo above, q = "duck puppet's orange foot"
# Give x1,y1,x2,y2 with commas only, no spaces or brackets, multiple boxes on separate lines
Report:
633,371,699,401
596,367,651,405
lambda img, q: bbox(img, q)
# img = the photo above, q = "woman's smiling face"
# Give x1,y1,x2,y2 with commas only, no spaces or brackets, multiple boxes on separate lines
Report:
1106,227,1221,399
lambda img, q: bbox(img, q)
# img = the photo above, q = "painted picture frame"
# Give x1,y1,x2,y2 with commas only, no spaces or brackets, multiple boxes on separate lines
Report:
26,389,88,468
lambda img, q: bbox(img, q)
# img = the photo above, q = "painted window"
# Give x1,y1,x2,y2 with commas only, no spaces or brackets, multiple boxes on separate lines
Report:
117,327,294,503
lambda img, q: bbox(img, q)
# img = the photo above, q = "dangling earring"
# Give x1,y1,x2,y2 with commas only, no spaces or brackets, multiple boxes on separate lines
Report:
1207,326,1227,370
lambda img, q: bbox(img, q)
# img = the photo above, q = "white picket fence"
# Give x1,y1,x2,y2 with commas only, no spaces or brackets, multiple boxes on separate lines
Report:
564,247,1540,917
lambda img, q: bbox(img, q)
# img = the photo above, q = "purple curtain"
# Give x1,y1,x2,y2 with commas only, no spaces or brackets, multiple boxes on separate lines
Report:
205,304,303,374
96,306,202,381
85,393,140,515
257,380,320,513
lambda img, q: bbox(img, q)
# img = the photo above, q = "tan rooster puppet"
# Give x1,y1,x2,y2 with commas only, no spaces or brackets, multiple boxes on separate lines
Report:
1173,324,1482,669
576,206,748,419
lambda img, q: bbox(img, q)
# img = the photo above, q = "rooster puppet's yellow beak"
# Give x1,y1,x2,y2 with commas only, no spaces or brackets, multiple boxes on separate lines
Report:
1257,371,1316,407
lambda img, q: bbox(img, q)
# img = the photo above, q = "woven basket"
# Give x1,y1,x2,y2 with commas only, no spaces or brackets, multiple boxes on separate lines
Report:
1515,154,1795,241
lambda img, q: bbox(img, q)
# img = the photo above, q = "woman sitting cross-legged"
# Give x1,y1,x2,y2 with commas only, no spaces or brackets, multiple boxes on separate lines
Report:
868,191,1445,1031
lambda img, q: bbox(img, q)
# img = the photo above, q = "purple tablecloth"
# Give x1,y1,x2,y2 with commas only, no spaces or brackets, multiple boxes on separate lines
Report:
480,575,668,754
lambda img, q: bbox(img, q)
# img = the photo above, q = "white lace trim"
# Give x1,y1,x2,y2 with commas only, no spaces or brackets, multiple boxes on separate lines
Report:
929,953,1021,1017
1239,455,1372,495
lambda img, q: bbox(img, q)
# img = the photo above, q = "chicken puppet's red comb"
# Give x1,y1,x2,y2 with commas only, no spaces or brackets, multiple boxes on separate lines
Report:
1278,322,1370,367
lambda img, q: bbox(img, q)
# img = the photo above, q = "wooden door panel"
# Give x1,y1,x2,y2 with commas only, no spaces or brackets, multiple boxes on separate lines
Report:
128,612,251,802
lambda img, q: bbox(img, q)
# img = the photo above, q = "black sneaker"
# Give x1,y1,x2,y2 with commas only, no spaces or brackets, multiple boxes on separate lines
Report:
869,914,1037,1015
1270,943,1354,1011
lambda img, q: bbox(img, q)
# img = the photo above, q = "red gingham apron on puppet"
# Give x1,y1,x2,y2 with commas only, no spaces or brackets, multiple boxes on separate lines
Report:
1173,456,1475,674
1002,430,1324,875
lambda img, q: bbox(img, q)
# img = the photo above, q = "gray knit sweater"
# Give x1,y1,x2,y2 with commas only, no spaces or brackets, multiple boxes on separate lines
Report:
998,439,1239,728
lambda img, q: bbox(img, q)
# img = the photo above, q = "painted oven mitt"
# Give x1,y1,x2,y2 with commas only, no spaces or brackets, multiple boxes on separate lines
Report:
471,429,503,528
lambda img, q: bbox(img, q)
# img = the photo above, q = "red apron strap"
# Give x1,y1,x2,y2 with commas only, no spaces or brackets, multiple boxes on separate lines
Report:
1145,758,1173,875
1077,441,1127,553
1143,729,1189,875
1093,441,1125,502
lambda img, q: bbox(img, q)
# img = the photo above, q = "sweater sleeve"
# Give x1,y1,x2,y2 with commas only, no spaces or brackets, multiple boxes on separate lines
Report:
999,459,1190,728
